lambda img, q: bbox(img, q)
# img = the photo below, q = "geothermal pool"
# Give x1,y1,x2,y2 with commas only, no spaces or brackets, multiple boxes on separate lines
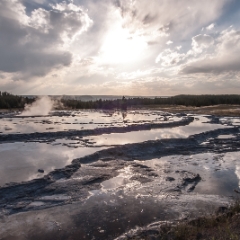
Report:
0,109,240,240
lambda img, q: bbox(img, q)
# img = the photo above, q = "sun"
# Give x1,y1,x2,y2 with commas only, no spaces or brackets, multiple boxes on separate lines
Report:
99,24,147,65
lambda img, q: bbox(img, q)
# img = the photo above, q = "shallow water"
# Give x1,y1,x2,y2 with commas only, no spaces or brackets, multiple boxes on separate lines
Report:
0,113,235,186
220,117,240,126
217,134,235,139
0,142,104,186
82,116,229,146
0,110,181,134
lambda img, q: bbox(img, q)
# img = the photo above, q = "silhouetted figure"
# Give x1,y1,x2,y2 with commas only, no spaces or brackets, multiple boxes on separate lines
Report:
121,96,127,110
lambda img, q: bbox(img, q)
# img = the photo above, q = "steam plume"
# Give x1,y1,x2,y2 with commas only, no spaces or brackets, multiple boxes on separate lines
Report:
20,96,55,116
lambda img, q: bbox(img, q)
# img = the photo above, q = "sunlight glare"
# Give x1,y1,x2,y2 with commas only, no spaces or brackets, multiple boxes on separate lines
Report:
100,26,147,64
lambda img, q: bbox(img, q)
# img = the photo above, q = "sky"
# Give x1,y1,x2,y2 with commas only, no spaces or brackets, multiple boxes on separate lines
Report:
0,0,240,96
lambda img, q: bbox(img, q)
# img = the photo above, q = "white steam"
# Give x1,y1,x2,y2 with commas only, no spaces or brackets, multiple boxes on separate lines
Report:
20,96,55,116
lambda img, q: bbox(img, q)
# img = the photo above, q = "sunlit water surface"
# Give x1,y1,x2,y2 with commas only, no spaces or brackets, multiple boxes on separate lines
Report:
82,116,230,146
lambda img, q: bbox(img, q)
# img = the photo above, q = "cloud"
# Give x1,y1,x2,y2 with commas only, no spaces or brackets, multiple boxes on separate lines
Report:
182,28,240,74
206,23,215,30
123,73,240,95
112,0,228,40
116,68,163,80
0,0,92,78
192,34,214,53
156,49,186,66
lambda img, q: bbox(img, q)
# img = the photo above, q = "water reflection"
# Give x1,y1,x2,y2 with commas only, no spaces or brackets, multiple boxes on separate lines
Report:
217,134,235,139
82,116,229,146
0,110,181,134
121,111,127,122
102,177,130,190
0,142,103,186
220,117,240,126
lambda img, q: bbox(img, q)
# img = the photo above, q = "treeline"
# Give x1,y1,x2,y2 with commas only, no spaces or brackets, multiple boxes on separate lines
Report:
61,94,240,109
61,98,127,110
0,91,33,109
153,94,240,107
1,93,240,110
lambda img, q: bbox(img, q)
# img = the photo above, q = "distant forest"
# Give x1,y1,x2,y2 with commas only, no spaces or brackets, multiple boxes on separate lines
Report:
1,91,240,109
62,94,240,109
0,91,33,109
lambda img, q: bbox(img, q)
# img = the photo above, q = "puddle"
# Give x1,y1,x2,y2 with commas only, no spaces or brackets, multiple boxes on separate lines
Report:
100,166,139,191
28,201,45,207
53,138,86,147
102,177,130,190
82,116,229,146
0,142,104,186
217,134,235,139
220,117,240,126
38,194,71,201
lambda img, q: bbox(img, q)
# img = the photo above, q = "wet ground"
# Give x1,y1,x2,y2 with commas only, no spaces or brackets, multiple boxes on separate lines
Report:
0,109,240,240
0,110,182,134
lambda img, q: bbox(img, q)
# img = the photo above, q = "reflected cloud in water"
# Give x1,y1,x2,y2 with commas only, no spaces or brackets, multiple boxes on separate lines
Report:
0,142,103,186
82,116,229,146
